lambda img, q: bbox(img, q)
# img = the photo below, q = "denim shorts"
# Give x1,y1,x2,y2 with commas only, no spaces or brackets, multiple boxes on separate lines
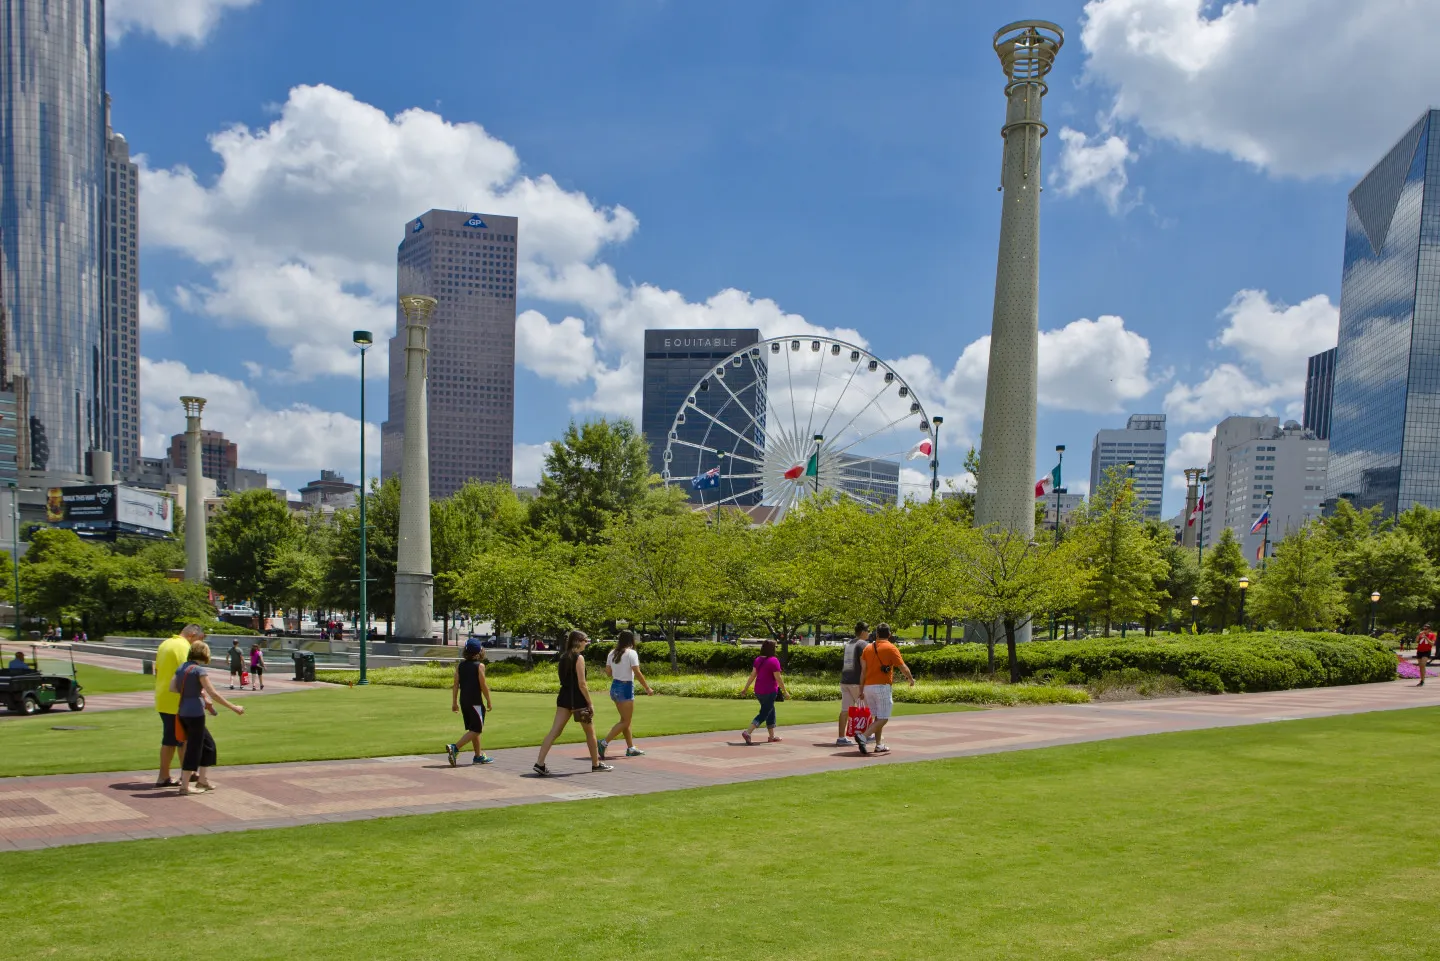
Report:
610,679,635,702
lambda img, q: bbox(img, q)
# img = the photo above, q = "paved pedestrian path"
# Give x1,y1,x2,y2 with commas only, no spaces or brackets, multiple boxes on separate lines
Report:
3,680,1438,850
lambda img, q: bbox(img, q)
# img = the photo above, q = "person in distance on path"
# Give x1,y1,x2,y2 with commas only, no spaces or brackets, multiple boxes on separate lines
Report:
249,642,266,691
740,639,790,744
1417,625,1434,687
447,639,495,766
599,629,654,760
154,624,203,788
534,630,612,776
857,624,914,755
227,639,244,689
172,639,246,795
836,622,870,747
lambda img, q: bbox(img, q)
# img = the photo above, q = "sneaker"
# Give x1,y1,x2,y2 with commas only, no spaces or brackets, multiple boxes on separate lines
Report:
834,737,851,747
625,747,645,757
856,736,869,756
473,754,493,765
875,743,891,754
597,738,608,760
445,744,458,767
533,762,550,777
741,730,753,745
592,762,614,772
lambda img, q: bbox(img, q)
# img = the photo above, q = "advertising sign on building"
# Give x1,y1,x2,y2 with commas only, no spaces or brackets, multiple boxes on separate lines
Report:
46,485,173,537
117,486,173,535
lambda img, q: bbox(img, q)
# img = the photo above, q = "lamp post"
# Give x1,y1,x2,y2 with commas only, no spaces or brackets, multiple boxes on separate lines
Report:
1237,575,1250,631
812,433,824,495
1370,590,1381,635
1190,595,1200,634
930,416,944,501
7,482,21,641
1260,489,1273,572
353,329,373,685
1197,473,1209,568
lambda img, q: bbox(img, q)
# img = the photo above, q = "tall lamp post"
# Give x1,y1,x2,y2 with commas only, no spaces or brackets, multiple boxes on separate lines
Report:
812,433,824,495
353,330,373,685
1197,473,1209,568
1237,575,1250,631
7,482,23,641
1370,590,1381,635
930,416,944,501
1260,489,1273,572
1190,595,1200,634
1053,444,1065,543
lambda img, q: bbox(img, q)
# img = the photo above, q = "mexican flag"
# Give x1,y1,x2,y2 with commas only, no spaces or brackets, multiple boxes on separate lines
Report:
1035,463,1061,498
805,451,819,477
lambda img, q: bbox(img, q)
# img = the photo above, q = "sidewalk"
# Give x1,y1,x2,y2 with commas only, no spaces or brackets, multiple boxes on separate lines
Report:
3,680,1438,851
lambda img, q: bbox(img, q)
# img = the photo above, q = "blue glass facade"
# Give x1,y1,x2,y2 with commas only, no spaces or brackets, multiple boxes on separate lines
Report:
1327,110,1440,517
0,0,107,479
1303,347,1335,441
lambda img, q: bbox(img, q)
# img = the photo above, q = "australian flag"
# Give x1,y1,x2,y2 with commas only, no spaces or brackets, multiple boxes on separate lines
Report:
691,467,721,491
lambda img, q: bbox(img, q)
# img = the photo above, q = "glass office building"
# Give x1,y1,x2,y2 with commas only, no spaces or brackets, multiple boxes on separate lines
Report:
0,0,108,480
1326,110,1440,517
1303,347,1335,441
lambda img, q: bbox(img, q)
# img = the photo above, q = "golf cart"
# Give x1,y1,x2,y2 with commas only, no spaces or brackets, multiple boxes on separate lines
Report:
0,648,85,715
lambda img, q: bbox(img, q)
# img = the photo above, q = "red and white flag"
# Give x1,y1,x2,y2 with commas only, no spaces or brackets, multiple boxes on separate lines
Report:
907,438,933,461
1188,493,1205,527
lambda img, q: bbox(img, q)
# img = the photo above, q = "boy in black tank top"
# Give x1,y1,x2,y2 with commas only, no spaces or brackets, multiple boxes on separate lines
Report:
446,640,494,766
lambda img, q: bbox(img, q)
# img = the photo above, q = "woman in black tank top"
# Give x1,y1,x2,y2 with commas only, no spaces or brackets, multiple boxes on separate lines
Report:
534,631,612,776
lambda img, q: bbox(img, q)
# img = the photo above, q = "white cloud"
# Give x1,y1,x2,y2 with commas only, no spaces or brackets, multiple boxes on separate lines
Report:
512,442,552,487
1165,289,1337,425
515,312,599,387
1079,0,1440,177
1051,127,1135,213
107,0,257,45
140,357,377,481
1165,428,1215,493
138,290,170,332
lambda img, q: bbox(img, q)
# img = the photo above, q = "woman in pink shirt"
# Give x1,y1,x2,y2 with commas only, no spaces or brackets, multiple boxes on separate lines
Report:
740,640,790,744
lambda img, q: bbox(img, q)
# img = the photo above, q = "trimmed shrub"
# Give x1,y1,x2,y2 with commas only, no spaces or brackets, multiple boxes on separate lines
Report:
1182,670,1225,694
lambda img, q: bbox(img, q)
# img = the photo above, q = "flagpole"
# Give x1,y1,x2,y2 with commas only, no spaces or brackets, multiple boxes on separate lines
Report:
1197,473,1208,570
1261,489,1272,572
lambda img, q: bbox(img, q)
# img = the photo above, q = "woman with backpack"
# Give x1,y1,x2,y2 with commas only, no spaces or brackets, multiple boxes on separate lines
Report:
533,630,613,776
599,629,655,760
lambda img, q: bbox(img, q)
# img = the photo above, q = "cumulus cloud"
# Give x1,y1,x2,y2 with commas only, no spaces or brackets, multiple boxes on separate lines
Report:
1051,127,1135,213
138,290,170,332
511,442,552,487
1165,289,1337,424
1165,428,1216,493
108,0,257,45
515,312,600,387
1079,0,1440,177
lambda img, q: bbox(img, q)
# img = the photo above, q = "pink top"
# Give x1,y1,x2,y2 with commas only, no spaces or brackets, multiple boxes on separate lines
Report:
250,649,263,667
753,655,783,696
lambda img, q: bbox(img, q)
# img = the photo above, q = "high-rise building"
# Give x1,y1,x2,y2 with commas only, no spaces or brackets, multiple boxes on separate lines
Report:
168,429,238,488
1203,416,1328,563
299,469,357,509
640,329,764,504
1089,414,1166,518
1326,109,1440,517
0,0,108,480
1303,347,1336,441
382,210,516,498
105,98,140,476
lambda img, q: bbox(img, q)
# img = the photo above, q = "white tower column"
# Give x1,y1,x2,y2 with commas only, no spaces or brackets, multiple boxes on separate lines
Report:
181,396,208,583
393,295,437,641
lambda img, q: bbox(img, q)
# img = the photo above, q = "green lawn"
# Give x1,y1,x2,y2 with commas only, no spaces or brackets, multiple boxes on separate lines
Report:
6,709,1439,959
35,658,156,695
0,685,972,777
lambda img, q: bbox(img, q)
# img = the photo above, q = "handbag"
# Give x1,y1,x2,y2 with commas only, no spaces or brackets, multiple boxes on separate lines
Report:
573,706,594,724
775,688,787,702
846,704,873,739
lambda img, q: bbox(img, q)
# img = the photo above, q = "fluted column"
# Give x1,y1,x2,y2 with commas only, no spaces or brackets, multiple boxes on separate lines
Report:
181,396,208,583
393,295,437,641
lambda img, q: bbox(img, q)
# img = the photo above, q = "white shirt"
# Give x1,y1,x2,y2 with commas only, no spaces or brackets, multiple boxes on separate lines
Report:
610,648,640,682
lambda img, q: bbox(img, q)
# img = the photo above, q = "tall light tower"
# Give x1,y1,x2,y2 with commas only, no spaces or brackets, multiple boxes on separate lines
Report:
393,295,437,641
180,396,208,583
1182,468,1203,550
971,20,1063,646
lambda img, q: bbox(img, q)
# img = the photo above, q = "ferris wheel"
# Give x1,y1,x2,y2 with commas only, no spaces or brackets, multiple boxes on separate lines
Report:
660,334,936,520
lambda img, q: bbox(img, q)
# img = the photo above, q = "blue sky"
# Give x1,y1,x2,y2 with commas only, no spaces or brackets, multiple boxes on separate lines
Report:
109,0,1440,513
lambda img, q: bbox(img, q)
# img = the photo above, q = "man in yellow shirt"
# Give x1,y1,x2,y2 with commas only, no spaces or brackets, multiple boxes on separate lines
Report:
857,623,914,755
155,624,204,787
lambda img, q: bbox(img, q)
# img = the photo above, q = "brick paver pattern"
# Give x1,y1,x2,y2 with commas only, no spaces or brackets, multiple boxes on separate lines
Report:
2,681,1438,850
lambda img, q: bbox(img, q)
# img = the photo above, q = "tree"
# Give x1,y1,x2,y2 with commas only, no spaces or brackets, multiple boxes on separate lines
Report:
530,419,652,544
1336,529,1438,631
209,489,301,613
1199,527,1249,630
445,538,587,647
1148,526,1200,634
716,513,825,664
1069,467,1166,634
432,481,529,638
814,497,950,628
596,508,711,671
325,477,400,633
1248,524,1345,630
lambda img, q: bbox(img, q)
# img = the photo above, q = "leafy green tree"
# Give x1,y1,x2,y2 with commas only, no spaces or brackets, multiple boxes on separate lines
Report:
1199,527,1249,630
445,537,587,647
1336,529,1438,631
1247,524,1345,630
1318,498,1388,555
1070,467,1167,634
530,419,652,544
325,477,400,633
814,497,950,628
1148,525,1200,634
715,513,825,663
596,508,712,671
209,489,301,613
432,481,529,638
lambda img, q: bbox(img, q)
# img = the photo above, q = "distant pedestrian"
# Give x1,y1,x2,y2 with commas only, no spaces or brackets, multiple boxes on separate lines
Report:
447,640,494,766
171,639,245,795
227,640,244,689
599,629,654,760
154,625,202,788
740,639,790,744
1418,625,1435,687
857,624,914,755
249,643,266,691
534,631,612,776
836,622,870,747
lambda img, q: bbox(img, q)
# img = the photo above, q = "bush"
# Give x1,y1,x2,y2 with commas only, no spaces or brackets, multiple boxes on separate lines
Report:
1182,670,1225,694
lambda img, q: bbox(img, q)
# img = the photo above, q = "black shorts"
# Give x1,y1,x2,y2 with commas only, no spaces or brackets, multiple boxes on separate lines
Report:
251,664,264,675
159,712,182,748
460,703,484,734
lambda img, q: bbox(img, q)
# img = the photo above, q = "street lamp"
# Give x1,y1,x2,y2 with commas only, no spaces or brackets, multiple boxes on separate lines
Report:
812,433,824,495
930,416,944,501
1237,575,1250,631
1190,595,1200,634
1260,489,1273,572
1370,590,1381,635
1197,473,1209,568
6,482,23,641
353,329,373,685
1053,444,1066,546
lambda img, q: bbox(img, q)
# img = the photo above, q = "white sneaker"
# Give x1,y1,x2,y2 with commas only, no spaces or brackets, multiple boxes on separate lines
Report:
875,743,891,754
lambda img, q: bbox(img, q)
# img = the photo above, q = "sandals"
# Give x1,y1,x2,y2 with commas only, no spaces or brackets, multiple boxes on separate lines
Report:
741,730,753,745
767,735,783,743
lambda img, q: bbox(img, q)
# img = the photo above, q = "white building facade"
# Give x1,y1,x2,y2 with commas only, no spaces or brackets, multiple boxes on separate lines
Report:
1089,413,1167,519
1203,417,1329,564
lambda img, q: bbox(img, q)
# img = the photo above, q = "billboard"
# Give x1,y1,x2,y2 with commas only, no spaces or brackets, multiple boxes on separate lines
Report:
46,485,173,536
117,486,173,534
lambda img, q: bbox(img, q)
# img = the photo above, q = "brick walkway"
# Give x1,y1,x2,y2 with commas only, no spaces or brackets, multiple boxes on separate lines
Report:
2,680,1438,850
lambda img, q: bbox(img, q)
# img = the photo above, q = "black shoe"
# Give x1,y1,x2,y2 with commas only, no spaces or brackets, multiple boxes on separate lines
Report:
856,736,869,756
533,762,550,777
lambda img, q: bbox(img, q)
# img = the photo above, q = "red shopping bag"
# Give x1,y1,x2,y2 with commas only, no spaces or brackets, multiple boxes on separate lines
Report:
240,670,250,687
846,704,873,739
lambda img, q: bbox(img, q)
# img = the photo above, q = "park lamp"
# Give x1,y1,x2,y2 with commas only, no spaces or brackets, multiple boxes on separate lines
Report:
352,330,373,348
1191,596,1200,608
1238,576,1250,592
1371,590,1381,604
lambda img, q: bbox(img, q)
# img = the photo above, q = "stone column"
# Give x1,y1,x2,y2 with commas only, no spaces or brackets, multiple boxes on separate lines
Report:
180,396,208,583
1181,468,1202,550
393,295,437,641
972,21,1063,646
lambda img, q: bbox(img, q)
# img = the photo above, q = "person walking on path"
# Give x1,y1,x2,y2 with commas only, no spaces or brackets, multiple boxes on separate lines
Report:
171,639,245,795
1417,625,1435,687
836,622,870,747
534,630,612,776
857,624,914,755
599,629,654,760
740,640,790,745
227,640,244,689
154,625,202,788
447,640,494,766
248,643,266,691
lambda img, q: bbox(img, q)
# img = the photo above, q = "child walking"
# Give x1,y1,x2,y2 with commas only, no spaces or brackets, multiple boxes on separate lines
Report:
447,640,494,765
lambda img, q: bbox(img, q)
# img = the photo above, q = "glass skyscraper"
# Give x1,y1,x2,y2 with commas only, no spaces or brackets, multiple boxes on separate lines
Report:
1303,347,1335,441
0,0,108,480
1326,110,1440,517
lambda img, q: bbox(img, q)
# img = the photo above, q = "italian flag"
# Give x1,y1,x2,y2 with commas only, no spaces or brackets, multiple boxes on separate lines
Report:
1035,463,1061,498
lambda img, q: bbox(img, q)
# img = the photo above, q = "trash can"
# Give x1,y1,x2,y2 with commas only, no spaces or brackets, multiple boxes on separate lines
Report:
292,650,316,682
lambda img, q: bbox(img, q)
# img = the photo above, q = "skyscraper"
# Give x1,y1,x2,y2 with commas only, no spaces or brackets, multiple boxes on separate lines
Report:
105,98,140,476
0,0,108,480
1204,417,1327,563
382,210,517,498
1088,413,1166,519
1303,347,1335,441
1326,109,1440,517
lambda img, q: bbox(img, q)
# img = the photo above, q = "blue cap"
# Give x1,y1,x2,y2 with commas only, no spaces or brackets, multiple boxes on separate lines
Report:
463,638,483,656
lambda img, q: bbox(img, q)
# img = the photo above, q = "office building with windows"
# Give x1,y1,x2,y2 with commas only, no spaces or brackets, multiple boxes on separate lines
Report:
1089,413,1167,518
1326,110,1440,516
382,209,517,498
105,99,140,476
641,329,764,504
168,429,239,488
1203,416,1328,564
0,0,108,481
1303,347,1335,441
